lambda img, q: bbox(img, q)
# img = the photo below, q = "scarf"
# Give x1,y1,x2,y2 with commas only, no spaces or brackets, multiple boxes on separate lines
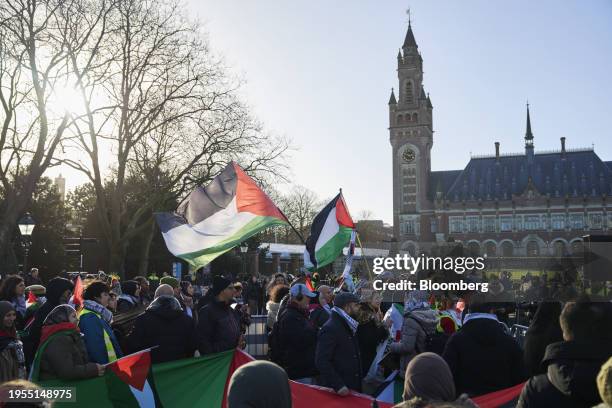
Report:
13,295,27,317
463,312,499,324
332,306,359,334
40,322,79,346
83,300,114,324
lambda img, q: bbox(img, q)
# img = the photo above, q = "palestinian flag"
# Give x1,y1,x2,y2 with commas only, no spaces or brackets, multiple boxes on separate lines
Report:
156,162,288,269
304,192,355,271
39,349,394,408
374,370,404,404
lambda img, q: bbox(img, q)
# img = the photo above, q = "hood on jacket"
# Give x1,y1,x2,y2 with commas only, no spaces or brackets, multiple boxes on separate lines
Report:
461,315,509,346
543,340,612,405
403,352,456,402
146,295,183,320
407,308,439,331
227,360,292,408
45,277,74,305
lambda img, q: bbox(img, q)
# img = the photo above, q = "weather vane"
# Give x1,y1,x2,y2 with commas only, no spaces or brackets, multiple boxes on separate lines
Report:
406,8,412,25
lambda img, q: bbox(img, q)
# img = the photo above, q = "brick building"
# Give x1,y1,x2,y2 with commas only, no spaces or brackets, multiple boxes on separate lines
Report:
390,23,612,257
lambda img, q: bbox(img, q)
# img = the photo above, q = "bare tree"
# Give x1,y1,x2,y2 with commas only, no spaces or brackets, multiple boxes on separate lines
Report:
276,186,321,243
60,0,289,276
0,0,111,271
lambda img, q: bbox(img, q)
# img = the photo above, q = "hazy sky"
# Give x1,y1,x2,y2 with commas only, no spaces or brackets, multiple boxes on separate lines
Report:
49,1,612,224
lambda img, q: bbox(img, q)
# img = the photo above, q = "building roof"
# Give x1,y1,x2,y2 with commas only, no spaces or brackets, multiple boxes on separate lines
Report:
403,23,418,49
260,243,389,259
433,148,612,202
388,88,397,105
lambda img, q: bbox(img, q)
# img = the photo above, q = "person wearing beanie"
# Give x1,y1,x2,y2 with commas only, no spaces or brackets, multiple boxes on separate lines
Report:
227,360,292,408
196,276,242,356
23,277,74,366
316,291,363,395
0,301,26,382
276,283,318,383
116,280,141,314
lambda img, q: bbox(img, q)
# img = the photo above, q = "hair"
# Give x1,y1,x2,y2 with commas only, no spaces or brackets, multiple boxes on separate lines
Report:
0,275,24,301
269,284,289,303
133,276,148,286
0,379,51,408
560,301,612,342
83,280,111,301
121,280,140,297
180,281,192,296
466,292,494,314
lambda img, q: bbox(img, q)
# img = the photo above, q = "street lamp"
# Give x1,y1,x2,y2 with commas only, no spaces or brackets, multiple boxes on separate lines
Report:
18,213,36,274
240,244,248,277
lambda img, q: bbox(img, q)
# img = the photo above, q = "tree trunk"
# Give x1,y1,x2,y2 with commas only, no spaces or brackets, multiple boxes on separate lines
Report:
137,219,156,277
0,194,30,276
108,241,128,278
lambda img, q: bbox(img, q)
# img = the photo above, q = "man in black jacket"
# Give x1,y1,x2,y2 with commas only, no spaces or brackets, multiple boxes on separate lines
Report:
277,283,318,383
196,276,242,355
517,301,612,408
316,291,362,396
442,292,526,396
126,284,195,363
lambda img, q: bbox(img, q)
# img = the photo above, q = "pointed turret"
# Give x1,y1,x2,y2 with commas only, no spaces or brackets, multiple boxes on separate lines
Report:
525,103,534,162
403,22,418,49
525,104,534,143
397,49,403,63
427,93,433,109
388,88,397,105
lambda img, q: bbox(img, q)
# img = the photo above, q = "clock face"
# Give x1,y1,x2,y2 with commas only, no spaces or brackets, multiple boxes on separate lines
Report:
403,148,415,162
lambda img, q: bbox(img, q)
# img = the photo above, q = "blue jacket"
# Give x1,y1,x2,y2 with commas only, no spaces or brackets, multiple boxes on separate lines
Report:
78,312,122,364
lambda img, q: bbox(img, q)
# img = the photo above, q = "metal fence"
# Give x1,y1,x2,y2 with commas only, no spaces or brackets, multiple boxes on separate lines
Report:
245,316,531,360
245,315,269,359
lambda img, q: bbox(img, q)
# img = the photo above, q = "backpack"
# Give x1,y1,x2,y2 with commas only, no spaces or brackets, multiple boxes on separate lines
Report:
267,311,287,367
406,315,450,355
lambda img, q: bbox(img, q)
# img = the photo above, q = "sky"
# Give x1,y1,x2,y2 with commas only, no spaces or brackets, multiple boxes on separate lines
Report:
48,0,612,224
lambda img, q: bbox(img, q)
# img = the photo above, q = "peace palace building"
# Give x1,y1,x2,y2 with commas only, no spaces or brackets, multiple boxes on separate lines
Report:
390,23,612,258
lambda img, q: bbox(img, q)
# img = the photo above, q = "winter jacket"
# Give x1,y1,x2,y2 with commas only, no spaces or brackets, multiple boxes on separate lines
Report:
196,299,241,355
78,309,123,364
23,277,73,366
116,295,140,314
277,303,318,379
266,301,281,330
37,330,98,381
316,310,362,392
309,304,331,330
389,308,439,377
126,295,196,363
517,340,612,408
357,318,389,377
522,302,563,377
443,316,526,396
0,333,24,382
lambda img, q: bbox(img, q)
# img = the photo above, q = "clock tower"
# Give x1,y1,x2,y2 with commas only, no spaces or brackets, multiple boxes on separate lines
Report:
389,21,433,252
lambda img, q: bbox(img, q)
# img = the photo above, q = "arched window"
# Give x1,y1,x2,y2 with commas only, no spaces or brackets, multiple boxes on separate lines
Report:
501,241,514,257
412,113,418,122
397,114,403,124
405,81,414,104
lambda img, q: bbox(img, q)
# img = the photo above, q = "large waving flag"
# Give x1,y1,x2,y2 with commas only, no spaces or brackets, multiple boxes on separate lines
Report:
156,162,288,269
39,349,393,408
304,192,355,271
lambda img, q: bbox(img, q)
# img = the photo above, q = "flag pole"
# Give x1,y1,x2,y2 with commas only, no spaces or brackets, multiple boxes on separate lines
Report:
276,207,306,244
356,232,373,281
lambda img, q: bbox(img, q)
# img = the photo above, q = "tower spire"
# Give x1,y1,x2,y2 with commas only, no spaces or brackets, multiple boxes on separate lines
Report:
388,88,397,105
403,10,418,49
525,102,534,144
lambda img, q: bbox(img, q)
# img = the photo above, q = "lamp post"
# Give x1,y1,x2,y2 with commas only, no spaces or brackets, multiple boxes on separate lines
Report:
18,213,36,274
240,244,248,277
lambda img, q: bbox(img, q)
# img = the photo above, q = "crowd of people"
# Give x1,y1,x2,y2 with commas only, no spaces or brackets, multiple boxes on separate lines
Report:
0,268,611,408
